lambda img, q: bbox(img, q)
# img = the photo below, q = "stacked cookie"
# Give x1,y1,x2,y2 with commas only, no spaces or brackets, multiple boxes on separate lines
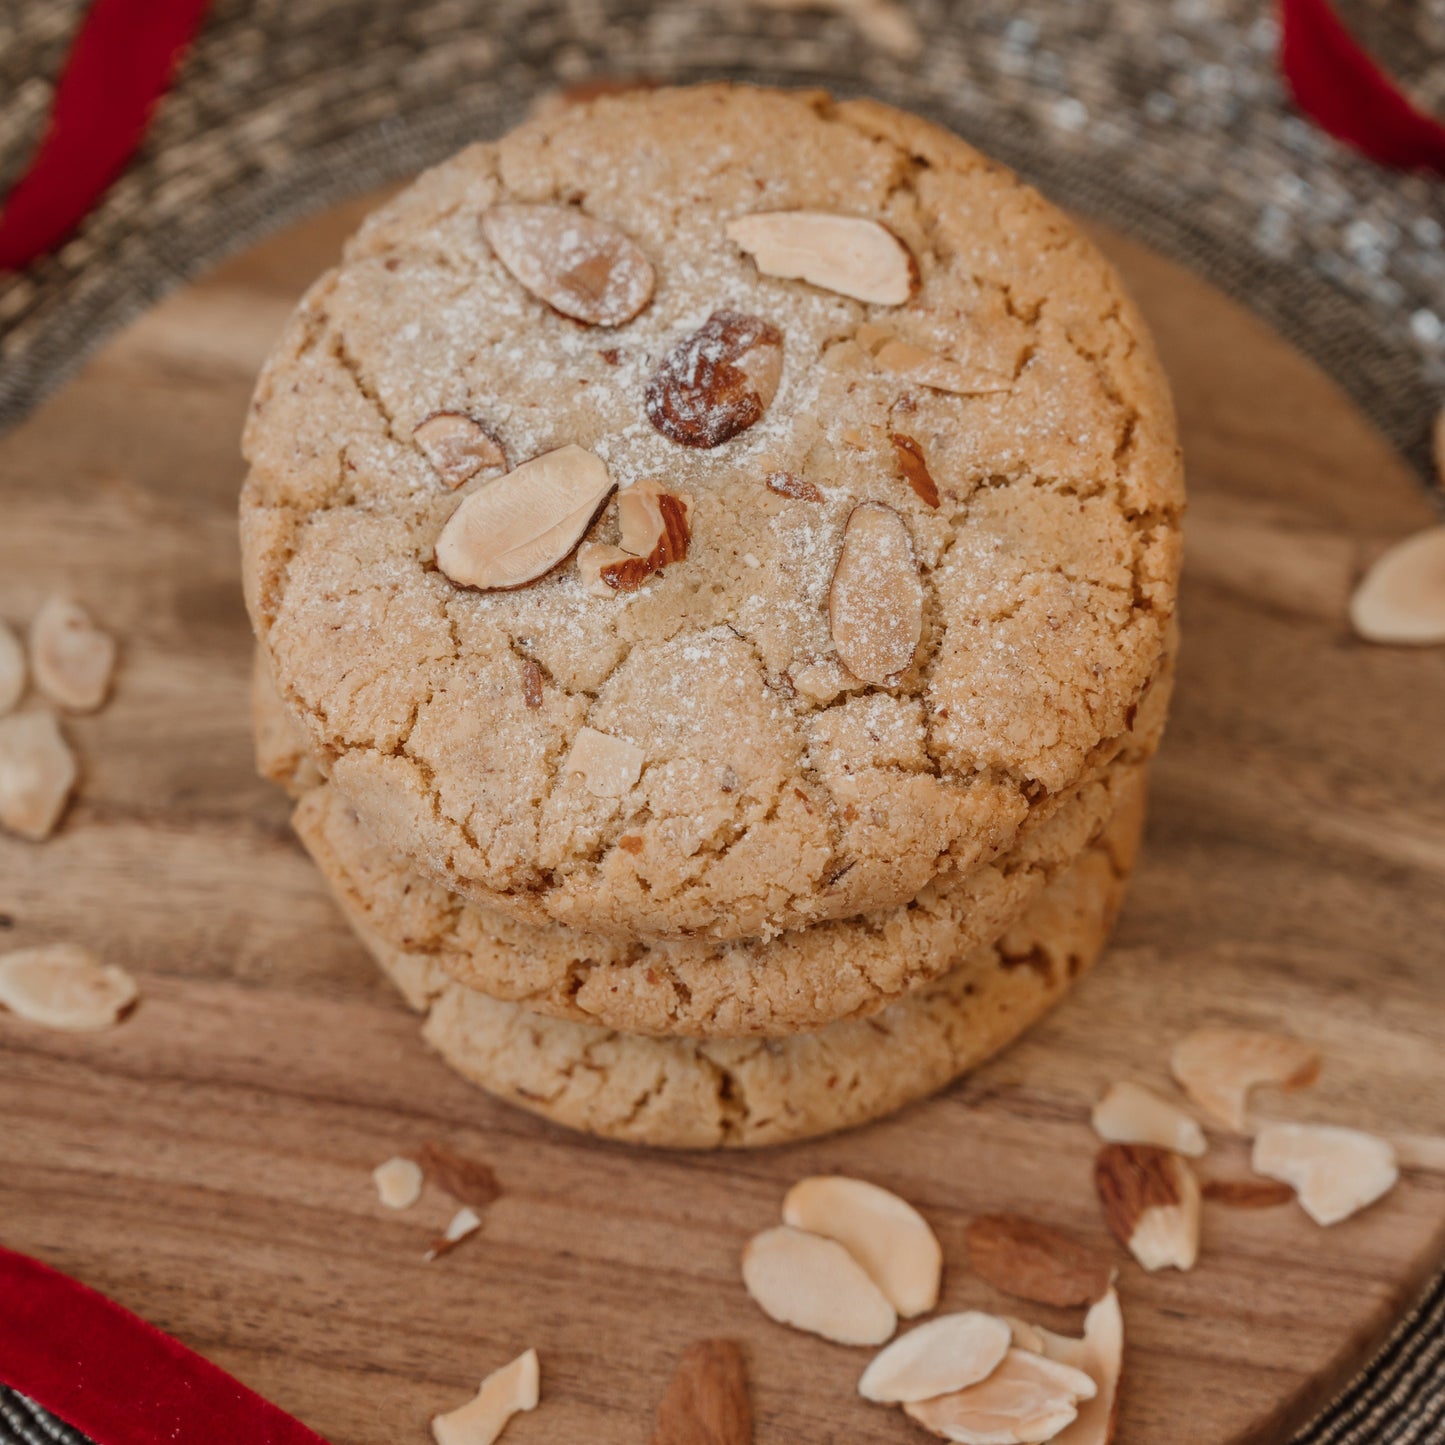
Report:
242,85,1183,1148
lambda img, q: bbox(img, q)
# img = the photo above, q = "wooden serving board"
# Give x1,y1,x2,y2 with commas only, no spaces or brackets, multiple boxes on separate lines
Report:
3,193,1444,1445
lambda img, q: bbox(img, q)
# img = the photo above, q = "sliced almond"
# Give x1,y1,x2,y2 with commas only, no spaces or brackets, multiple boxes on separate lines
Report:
1034,1288,1124,1445
426,1205,483,1261
964,1215,1112,1309
859,1312,1011,1403
727,211,917,305
372,1156,424,1209
741,1224,896,1346
1169,1027,1321,1133
579,482,694,596
889,432,940,508
435,444,614,591
1200,1176,1296,1208
645,310,784,449
829,502,924,685
783,1175,941,1318
412,1140,502,1210
432,1348,540,1445
30,596,116,713
482,202,654,326
1094,1144,1200,1272
565,726,644,798
0,944,137,1031
0,622,24,716
0,711,78,841
1091,1081,1207,1157
904,1348,1097,1445
414,413,508,488
765,470,823,503
651,1339,751,1445
857,323,1012,395
1252,1123,1399,1226
1001,1316,1047,1354
1349,525,1445,645
521,660,544,709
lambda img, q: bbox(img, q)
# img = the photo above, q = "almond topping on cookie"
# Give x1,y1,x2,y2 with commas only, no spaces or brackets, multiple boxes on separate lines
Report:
964,1215,1112,1309
783,1175,941,1318
520,660,544,709
859,1313,1011,1403
1169,1028,1320,1133
413,413,508,488
0,623,24,716
651,1340,751,1445
645,310,784,448
577,482,693,595
765,469,823,502
726,211,918,305
0,711,78,841
435,444,614,591
0,944,137,1031
372,1156,424,1209
1094,1144,1201,1272
431,1348,540,1445
741,1225,897,1346
1348,525,1445,645
1091,1081,1207,1157
1251,1123,1398,1226
829,502,923,686
903,1347,1096,1444
889,432,940,508
30,596,116,713
856,321,1012,395
481,203,654,325
565,726,644,798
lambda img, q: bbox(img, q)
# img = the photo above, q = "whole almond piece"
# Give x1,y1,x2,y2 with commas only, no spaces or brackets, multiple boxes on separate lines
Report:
903,1348,1096,1444
965,1215,1112,1309
1252,1123,1398,1226
829,502,924,685
1091,1081,1207,1157
1349,525,1445,644
1094,1144,1201,1273
858,1312,1011,1403
565,726,644,798
482,203,654,326
741,1225,896,1346
783,1175,941,1318
1169,1028,1320,1133
727,211,917,305
432,1348,540,1445
372,1156,424,1209
1033,1288,1125,1445
0,711,77,841
30,596,116,713
890,432,940,507
412,1141,502,1210
0,622,23,716
645,311,784,449
435,444,614,591
413,413,508,488
650,1339,751,1445
0,943,137,1031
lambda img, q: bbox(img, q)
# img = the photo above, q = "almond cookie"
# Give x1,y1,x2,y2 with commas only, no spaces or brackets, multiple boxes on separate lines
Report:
241,84,1182,943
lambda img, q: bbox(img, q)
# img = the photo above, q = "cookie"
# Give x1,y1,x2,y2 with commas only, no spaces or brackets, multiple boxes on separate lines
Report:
242,83,1182,943
356,785,1144,1149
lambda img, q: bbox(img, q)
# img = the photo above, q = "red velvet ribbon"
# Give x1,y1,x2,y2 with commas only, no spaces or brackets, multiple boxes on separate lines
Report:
0,1245,330,1444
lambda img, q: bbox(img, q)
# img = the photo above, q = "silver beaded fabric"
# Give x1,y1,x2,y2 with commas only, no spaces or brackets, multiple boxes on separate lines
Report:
1,2,1442,1441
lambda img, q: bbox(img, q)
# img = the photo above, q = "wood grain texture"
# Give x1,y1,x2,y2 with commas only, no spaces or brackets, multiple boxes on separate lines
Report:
1,195,1444,1445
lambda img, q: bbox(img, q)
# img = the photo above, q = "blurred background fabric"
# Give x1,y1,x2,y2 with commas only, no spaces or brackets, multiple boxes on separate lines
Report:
0,1,1443,1441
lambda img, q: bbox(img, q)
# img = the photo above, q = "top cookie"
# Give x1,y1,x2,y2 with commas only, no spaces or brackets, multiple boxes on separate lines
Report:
241,84,1183,942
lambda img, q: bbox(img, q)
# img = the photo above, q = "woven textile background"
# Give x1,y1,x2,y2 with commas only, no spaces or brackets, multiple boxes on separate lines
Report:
1,1,1443,1441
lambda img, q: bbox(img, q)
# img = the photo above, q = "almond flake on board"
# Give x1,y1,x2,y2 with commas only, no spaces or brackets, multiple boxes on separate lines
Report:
1030,1288,1125,1445
0,622,24,716
1200,1177,1296,1209
372,1156,424,1210
30,596,116,713
964,1215,1112,1309
0,944,137,1031
651,1339,751,1445
1169,1028,1320,1133
413,413,508,488
856,322,1012,396
482,203,654,326
1348,525,1445,645
741,1224,896,1346
829,502,923,686
1094,1144,1201,1273
1091,1081,1207,1158
1251,1123,1399,1226
858,1312,1011,1403
565,726,644,798
426,1205,483,1261
903,1347,1097,1445
431,1348,540,1445
434,444,614,591
726,211,918,305
0,711,78,841
890,432,940,508
412,1141,502,1210
783,1175,942,1318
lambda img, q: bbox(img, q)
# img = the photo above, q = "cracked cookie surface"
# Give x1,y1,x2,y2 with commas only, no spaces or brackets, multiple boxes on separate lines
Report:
241,84,1182,942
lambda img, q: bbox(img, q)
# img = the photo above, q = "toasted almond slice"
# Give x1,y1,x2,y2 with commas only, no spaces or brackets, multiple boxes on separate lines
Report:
765,470,824,503
1169,1028,1321,1133
1094,1144,1201,1272
1000,1317,1047,1354
413,413,508,488
1033,1288,1125,1445
857,324,1012,395
435,444,614,591
965,1215,1112,1309
727,211,917,305
1251,1123,1399,1226
1092,1081,1207,1157
645,311,784,449
859,1312,1011,1403
580,482,694,596
1349,526,1445,645
426,1205,484,1261
741,1224,897,1346
0,622,24,716
783,1175,942,1318
0,712,78,841
482,203,654,326
432,1348,540,1445
890,432,940,508
0,943,136,1031
30,596,116,713
652,1339,751,1445
904,1348,1096,1444
372,1156,424,1209
1200,1176,1296,1208
565,726,644,798
829,502,923,686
